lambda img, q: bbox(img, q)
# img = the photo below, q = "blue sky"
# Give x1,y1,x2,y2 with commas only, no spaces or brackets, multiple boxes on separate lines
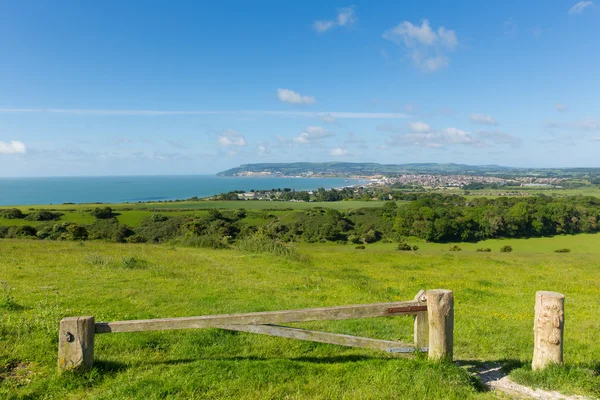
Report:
0,0,598,176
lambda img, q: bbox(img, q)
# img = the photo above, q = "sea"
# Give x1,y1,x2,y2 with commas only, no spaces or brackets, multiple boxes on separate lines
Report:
0,175,364,206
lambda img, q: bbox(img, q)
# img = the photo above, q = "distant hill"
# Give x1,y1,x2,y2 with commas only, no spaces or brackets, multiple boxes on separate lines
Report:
217,162,516,177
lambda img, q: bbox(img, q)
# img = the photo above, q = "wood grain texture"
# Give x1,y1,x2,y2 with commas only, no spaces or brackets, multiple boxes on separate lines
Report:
57,316,95,372
426,289,454,361
95,300,423,334
413,290,429,347
219,324,412,351
532,291,564,370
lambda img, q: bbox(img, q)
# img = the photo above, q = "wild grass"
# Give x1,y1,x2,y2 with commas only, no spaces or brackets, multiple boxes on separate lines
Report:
1,236,599,398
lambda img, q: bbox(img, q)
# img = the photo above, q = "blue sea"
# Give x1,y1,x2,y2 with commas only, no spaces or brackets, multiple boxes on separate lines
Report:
0,175,363,206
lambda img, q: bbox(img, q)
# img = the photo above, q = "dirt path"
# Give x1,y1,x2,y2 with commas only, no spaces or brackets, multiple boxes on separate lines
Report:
471,363,590,400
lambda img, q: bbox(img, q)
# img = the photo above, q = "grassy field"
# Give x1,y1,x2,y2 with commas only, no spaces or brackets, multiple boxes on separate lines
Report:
2,236,600,399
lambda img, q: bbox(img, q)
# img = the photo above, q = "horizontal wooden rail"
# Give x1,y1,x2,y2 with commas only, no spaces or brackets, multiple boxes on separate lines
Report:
220,324,421,352
95,300,423,334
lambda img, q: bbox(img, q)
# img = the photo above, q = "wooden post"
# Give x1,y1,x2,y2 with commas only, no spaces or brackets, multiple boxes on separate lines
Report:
57,316,95,372
532,291,564,370
413,290,428,348
426,289,453,361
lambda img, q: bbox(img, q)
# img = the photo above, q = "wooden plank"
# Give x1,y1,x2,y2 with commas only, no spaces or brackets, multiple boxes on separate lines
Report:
57,316,95,372
532,291,564,370
427,289,454,361
95,300,422,334
219,324,412,351
413,290,429,347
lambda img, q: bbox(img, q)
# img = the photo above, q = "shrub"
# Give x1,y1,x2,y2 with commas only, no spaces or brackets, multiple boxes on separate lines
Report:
554,248,571,253
180,235,229,249
233,209,247,220
127,234,148,243
114,225,135,243
500,245,513,253
476,248,492,252
150,213,167,222
355,245,366,250
397,243,413,251
1,208,24,219
67,225,88,241
12,225,37,238
90,206,114,219
25,210,62,221
121,257,148,269
412,245,419,251
449,245,462,252
236,235,305,261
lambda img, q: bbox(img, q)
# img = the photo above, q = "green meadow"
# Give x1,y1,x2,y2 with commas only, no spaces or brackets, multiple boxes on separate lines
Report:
2,235,600,399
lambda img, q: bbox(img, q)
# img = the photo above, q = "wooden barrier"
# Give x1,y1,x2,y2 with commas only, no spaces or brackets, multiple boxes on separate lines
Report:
58,289,454,371
532,291,564,370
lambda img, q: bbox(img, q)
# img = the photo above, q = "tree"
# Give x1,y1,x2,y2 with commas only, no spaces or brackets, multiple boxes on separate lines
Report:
91,206,114,219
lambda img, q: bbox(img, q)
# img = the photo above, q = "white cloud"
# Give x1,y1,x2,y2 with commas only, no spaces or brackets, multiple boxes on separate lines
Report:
277,88,316,105
470,114,498,125
293,126,334,144
0,108,407,119
329,147,348,156
313,6,355,33
572,118,599,130
556,103,568,112
319,113,337,123
218,129,247,147
410,121,431,133
477,130,523,148
569,1,593,14
387,127,474,148
382,19,458,72
0,140,26,154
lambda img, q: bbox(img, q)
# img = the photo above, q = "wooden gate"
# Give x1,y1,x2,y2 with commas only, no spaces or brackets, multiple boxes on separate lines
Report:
58,289,453,372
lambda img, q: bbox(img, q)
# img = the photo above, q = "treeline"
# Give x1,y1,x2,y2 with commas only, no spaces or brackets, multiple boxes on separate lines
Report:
393,194,600,242
2,194,600,246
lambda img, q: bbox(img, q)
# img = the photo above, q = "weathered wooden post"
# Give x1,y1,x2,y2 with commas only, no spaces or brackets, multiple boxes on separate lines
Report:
532,291,564,370
426,289,453,361
57,316,95,372
414,290,428,348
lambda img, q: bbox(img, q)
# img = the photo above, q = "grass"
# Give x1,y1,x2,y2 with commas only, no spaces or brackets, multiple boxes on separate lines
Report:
1,236,600,398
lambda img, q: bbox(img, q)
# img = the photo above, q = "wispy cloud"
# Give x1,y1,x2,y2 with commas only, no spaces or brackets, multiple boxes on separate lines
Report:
569,1,594,15
382,19,458,72
477,130,523,148
0,108,406,120
218,129,247,147
329,147,348,156
555,103,568,112
0,140,26,154
470,113,498,125
293,126,335,144
313,7,356,33
277,88,316,104
410,121,431,133
387,127,474,148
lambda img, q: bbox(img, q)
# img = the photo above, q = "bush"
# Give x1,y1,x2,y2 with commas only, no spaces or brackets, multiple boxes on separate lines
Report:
150,213,167,222
114,225,135,243
554,248,571,253
412,245,419,251
449,245,462,252
67,225,88,241
476,248,492,252
121,257,148,269
25,210,62,221
355,245,366,250
500,245,513,253
127,234,148,243
90,206,114,219
1,208,24,219
236,235,305,261
397,243,413,251
180,235,229,249
11,225,37,238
